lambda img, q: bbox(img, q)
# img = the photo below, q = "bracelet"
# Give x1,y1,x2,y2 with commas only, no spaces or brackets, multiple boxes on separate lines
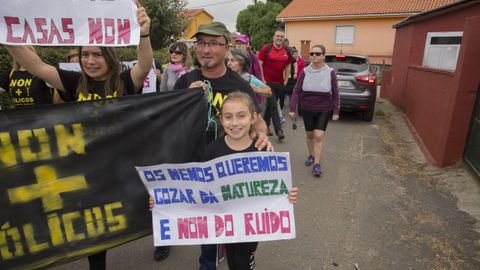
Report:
140,33,149,38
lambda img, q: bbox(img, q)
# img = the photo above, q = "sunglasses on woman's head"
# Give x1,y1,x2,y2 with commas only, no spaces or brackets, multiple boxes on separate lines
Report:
170,50,183,55
310,52,323,56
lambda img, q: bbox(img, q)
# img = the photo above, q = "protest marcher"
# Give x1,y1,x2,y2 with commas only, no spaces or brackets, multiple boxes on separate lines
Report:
295,49,305,75
148,91,298,270
4,6,152,103
227,48,271,98
286,49,301,103
154,59,164,92
0,46,52,107
174,21,270,147
285,49,298,105
5,45,151,101
277,38,295,116
67,49,80,63
258,29,292,140
287,49,305,114
234,34,264,104
173,21,273,269
288,45,340,177
4,4,153,269
159,41,193,92
206,91,298,270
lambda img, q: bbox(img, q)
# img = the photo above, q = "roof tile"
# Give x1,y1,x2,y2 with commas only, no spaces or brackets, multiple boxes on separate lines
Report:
277,0,457,18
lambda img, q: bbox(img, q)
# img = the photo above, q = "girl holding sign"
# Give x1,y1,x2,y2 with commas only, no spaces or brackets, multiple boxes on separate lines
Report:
203,91,298,270
4,3,152,270
149,91,298,269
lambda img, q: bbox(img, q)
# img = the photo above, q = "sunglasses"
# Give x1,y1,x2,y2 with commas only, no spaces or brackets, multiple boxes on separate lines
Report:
310,52,323,56
170,50,183,55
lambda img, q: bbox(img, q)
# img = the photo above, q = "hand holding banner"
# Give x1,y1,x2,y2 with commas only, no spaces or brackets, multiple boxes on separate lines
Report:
0,0,140,46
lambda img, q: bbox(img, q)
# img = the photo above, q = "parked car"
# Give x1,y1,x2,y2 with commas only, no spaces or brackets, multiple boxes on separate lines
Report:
325,54,377,121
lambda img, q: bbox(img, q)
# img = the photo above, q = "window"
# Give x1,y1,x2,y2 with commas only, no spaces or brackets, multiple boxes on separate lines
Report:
325,55,368,73
335,26,355,44
423,32,463,70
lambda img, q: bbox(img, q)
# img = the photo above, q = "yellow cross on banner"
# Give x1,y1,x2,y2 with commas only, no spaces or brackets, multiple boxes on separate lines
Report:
15,88,22,96
7,165,88,212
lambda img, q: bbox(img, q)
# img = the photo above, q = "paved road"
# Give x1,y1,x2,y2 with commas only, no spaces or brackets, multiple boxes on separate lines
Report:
53,99,480,270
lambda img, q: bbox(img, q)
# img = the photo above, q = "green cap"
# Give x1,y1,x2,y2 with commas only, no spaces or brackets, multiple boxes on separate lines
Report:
191,21,231,42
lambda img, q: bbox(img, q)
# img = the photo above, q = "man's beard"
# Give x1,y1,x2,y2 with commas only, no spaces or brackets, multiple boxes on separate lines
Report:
201,60,211,68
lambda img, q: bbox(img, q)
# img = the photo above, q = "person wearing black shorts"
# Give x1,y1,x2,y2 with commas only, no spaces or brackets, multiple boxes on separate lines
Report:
288,45,340,177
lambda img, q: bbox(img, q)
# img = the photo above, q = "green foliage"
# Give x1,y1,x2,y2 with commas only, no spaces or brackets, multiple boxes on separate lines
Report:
267,0,292,8
236,2,285,51
36,47,73,65
142,0,189,50
0,47,12,72
116,47,140,61
154,48,169,65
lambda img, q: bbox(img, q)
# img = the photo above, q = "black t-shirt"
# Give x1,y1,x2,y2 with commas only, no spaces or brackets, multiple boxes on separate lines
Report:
174,68,260,116
206,137,259,160
0,69,52,107
56,68,136,102
174,68,260,143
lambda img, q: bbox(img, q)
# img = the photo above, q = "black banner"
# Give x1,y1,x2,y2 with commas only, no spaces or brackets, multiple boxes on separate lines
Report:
0,89,207,269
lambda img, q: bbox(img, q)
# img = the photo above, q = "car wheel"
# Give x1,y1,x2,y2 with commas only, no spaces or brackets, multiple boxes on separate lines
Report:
362,107,375,121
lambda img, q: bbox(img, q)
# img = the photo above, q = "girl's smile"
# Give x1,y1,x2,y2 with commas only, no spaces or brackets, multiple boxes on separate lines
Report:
221,100,257,147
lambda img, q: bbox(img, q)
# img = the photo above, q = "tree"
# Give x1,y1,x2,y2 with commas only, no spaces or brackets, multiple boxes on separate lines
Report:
267,0,292,8
142,0,188,50
236,2,285,51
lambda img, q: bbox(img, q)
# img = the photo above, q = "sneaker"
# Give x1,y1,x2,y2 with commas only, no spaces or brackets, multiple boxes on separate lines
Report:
280,117,286,124
312,163,322,177
305,155,314,166
154,246,170,261
267,129,273,136
277,130,285,140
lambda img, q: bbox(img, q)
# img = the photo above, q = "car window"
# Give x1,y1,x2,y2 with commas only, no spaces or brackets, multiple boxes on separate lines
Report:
325,55,368,73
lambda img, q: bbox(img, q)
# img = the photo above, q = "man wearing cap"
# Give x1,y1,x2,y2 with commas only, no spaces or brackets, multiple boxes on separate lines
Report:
173,21,271,270
174,22,269,145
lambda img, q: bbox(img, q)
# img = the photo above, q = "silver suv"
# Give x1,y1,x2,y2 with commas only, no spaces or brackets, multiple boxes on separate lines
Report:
325,54,377,121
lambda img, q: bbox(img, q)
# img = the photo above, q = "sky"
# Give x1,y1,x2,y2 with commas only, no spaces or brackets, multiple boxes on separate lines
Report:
186,0,266,32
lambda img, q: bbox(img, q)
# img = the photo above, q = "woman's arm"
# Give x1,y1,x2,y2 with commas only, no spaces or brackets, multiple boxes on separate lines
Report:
251,84,271,97
250,75,271,97
3,46,64,91
130,5,154,91
288,70,305,117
